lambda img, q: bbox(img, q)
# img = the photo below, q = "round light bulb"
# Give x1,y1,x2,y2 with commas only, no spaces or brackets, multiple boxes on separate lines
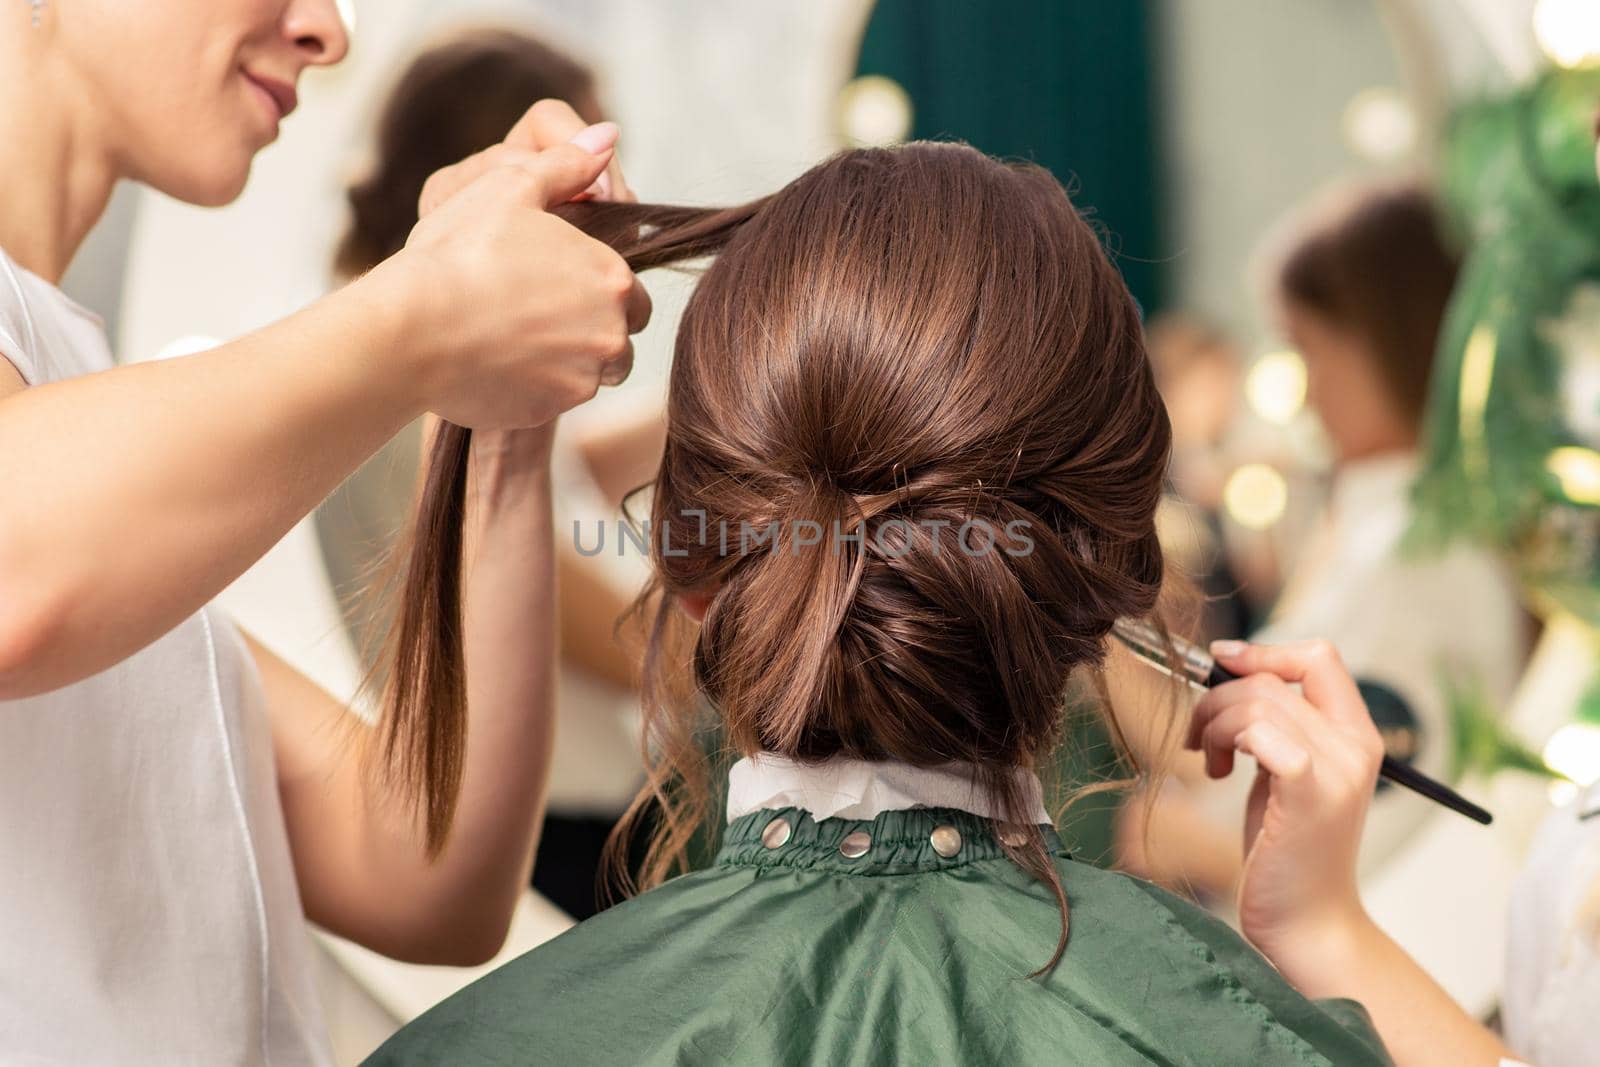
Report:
1543,723,1600,786
838,76,914,148
1547,446,1600,505
1223,463,1289,530
1342,87,1417,162
1245,350,1308,426
1535,0,1600,69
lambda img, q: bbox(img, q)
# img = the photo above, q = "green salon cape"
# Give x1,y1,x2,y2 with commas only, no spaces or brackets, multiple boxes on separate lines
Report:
366,808,1391,1066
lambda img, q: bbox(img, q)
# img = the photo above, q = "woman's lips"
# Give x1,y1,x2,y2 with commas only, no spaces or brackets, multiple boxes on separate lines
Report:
242,71,298,127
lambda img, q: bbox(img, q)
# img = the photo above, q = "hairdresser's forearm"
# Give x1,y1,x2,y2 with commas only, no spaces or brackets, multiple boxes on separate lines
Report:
1262,912,1510,1067
0,272,428,697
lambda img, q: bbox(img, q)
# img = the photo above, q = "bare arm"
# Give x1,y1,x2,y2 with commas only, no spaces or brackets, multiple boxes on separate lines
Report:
259,429,559,965
1268,911,1509,1067
1114,782,1243,899
0,131,639,699
557,543,644,691
0,277,422,695
572,405,665,510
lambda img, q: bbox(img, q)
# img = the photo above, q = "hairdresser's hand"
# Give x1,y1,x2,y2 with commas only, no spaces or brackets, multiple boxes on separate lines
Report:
1188,639,1384,968
418,100,634,216
503,99,635,203
376,137,651,430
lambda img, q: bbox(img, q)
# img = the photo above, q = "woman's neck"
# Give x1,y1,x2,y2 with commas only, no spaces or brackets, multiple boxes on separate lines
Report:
0,25,119,282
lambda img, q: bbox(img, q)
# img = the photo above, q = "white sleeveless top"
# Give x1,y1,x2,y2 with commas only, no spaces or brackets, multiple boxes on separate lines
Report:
0,248,331,1065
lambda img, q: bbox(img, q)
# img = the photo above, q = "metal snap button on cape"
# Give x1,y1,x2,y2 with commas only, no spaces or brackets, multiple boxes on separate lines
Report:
761,817,792,849
839,831,872,858
930,825,963,858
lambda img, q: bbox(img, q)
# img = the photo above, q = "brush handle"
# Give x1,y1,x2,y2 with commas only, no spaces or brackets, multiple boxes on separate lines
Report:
1377,755,1493,824
1203,661,1493,826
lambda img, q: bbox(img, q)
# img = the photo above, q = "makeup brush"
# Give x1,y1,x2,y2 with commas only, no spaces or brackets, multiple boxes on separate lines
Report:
1111,619,1493,826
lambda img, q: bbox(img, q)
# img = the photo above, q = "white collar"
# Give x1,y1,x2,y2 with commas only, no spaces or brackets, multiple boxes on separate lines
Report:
725,753,1051,825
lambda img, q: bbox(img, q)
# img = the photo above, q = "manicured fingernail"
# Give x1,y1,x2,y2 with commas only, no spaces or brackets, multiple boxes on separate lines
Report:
1210,640,1247,658
569,121,619,155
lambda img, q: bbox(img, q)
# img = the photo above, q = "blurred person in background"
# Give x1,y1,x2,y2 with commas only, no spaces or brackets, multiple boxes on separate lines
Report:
1263,183,1528,868
326,25,666,919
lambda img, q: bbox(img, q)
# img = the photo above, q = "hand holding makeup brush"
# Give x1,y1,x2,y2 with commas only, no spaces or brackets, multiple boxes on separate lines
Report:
1188,639,1382,962
1192,639,1509,1067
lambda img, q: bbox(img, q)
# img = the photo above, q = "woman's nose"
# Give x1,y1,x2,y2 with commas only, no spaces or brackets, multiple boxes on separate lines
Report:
283,0,351,67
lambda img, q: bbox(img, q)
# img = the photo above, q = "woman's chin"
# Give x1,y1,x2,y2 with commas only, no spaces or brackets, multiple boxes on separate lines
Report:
148,155,255,209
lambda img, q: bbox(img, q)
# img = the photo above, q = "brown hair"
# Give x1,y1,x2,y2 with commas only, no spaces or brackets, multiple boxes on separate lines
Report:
335,26,602,278
1277,184,1461,425
372,142,1175,971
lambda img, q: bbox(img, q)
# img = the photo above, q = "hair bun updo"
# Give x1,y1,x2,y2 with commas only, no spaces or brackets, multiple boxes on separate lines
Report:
647,143,1170,787
377,144,1173,957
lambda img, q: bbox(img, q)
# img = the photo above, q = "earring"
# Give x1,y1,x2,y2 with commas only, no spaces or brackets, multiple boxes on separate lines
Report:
29,0,44,27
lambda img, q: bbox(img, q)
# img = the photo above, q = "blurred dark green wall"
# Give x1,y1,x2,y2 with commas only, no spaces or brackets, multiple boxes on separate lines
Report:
855,0,1166,316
